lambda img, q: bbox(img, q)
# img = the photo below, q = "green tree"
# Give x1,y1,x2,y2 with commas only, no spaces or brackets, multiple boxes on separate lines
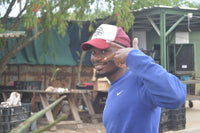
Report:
0,0,135,76
130,0,200,9
0,0,198,77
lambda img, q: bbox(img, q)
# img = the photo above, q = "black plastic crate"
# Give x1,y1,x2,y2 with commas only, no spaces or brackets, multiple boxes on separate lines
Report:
0,120,23,133
0,120,31,133
0,103,31,116
76,84,86,89
160,121,186,133
0,112,31,122
0,103,31,122
170,107,186,114
169,120,186,131
14,81,26,90
159,121,171,133
170,112,186,121
160,108,171,123
76,83,94,90
0,86,15,90
14,81,42,90
159,103,186,133
26,81,42,90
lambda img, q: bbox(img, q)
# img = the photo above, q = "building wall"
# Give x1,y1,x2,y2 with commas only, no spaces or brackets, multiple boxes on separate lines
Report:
146,30,160,50
0,65,93,90
190,31,200,95
146,30,200,94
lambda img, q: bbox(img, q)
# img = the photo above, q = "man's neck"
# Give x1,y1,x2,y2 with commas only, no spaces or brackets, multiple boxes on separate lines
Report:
107,67,129,83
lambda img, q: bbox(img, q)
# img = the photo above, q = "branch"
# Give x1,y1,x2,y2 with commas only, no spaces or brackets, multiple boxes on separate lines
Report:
0,39,7,54
1,0,16,25
9,1,28,30
103,15,114,24
10,95,66,133
9,16,24,31
14,28,48,54
0,27,48,75
31,115,67,133
16,0,28,18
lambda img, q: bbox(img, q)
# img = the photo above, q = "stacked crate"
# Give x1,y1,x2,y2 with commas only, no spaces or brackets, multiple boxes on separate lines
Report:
14,81,42,90
159,108,171,133
159,103,186,133
0,103,32,133
14,81,42,103
168,104,186,131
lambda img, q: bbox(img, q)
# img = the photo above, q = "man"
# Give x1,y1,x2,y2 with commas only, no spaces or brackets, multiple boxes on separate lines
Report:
81,24,186,133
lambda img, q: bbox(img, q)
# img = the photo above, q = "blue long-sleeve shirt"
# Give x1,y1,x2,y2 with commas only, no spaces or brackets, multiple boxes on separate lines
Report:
103,49,186,133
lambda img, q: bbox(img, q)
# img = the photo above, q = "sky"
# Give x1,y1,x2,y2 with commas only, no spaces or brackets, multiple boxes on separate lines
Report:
0,0,109,17
0,0,199,17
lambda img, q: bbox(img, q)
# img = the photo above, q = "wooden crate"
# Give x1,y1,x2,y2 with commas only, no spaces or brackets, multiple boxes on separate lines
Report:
94,78,110,92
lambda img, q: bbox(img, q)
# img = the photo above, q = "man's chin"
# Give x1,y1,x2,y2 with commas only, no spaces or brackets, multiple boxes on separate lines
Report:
95,67,119,78
95,71,114,78
95,72,107,78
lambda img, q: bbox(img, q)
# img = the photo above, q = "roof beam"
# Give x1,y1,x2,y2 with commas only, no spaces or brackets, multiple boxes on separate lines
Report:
147,16,160,36
165,15,186,36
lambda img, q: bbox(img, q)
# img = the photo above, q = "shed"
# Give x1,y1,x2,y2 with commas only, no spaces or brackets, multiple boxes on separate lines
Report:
1,6,200,94
131,5,200,94
0,22,94,89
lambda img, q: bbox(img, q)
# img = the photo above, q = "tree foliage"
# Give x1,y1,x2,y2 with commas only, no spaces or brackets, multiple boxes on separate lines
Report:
0,0,199,33
0,0,134,34
0,0,135,76
0,0,199,76
130,0,199,9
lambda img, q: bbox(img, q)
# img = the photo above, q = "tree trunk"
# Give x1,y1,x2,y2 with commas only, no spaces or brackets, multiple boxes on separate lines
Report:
77,51,86,84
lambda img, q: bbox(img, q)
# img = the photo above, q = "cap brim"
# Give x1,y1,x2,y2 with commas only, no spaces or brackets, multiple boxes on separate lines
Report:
81,39,110,51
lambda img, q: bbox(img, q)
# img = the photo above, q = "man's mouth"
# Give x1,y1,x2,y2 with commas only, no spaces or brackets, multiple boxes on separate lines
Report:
94,63,106,71
95,64,104,71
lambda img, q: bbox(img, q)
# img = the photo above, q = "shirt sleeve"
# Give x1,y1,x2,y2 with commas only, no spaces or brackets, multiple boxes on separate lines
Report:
126,49,186,109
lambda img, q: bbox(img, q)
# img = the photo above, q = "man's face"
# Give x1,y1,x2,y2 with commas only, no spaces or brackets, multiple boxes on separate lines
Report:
90,46,119,78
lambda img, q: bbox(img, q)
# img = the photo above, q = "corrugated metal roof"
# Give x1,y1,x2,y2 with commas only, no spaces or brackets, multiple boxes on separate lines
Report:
131,5,200,31
0,31,25,38
132,5,200,12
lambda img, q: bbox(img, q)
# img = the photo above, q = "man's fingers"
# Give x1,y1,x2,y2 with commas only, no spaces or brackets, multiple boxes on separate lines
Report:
106,38,138,49
103,53,115,62
104,40,127,67
106,40,124,49
104,54,127,68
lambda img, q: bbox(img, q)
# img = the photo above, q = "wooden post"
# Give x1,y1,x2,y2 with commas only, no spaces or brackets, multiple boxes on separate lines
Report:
39,93,56,131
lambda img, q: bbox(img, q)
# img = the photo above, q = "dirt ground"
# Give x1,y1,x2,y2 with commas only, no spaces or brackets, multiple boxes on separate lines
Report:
39,121,106,133
53,123,105,133
38,100,200,133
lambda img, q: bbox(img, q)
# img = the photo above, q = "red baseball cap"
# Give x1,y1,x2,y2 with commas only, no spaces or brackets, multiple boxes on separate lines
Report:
81,24,130,51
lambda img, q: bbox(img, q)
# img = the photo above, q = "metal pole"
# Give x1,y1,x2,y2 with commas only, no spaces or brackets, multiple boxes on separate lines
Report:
160,10,167,68
174,44,176,74
165,15,186,37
